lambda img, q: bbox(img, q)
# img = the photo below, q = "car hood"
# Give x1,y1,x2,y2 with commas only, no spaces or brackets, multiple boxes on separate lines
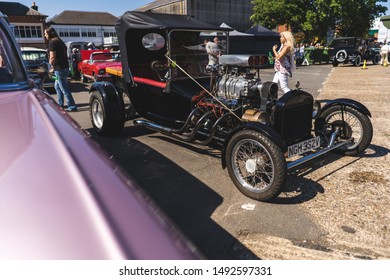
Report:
0,89,197,259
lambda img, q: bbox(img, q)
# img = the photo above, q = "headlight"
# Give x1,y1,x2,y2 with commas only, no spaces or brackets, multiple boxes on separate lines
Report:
98,69,106,75
312,101,321,118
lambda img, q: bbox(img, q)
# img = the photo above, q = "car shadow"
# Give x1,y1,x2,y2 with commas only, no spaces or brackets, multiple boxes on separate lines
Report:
272,143,389,204
70,81,90,93
99,123,389,208
148,134,222,160
87,126,260,260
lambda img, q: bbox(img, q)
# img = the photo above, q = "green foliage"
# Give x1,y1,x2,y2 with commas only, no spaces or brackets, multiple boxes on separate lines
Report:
251,0,388,43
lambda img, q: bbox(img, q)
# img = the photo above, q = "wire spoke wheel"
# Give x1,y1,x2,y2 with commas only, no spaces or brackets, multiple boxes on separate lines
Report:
226,130,286,201
319,105,373,155
326,110,363,150
232,139,275,192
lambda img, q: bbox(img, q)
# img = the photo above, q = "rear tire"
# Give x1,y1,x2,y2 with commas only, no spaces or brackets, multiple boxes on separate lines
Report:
89,91,125,136
226,130,286,201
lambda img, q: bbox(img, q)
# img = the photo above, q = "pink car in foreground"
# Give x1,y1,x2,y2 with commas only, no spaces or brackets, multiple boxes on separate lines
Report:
0,13,198,260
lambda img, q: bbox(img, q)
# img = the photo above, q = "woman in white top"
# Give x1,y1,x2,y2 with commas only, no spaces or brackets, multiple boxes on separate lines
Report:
272,31,295,93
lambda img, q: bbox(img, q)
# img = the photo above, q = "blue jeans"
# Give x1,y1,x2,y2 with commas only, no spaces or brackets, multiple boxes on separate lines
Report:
54,68,77,110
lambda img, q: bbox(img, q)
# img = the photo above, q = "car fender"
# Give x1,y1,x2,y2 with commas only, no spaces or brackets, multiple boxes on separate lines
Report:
221,122,285,169
320,98,371,117
90,82,125,121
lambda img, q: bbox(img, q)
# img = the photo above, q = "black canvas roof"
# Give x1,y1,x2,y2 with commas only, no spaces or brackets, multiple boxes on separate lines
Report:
116,11,232,32
116,11,231,83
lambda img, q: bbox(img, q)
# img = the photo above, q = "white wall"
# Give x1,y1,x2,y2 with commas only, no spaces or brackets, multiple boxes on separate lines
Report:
373,17,390,43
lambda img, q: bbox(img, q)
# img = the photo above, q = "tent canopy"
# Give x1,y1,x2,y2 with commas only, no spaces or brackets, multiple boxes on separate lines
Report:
201,23,253,37
220,23,253,36
380,15,390,29
245,25,279,37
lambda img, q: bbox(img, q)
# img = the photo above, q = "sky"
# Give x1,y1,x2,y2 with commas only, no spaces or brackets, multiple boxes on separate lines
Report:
10,0,390,19
15,0,153,18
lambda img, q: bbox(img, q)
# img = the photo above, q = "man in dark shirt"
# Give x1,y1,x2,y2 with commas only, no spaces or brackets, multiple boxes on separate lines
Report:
45,27,77,112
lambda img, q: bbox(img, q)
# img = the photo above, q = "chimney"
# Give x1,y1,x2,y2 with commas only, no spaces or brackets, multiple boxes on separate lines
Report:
31,2,38,11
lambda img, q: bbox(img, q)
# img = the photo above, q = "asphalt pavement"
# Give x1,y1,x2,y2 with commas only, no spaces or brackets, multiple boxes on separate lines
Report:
62,63,339,259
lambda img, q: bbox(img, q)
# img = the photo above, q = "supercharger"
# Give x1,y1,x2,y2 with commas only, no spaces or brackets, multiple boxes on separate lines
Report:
215,54,278,112
216,74,263,100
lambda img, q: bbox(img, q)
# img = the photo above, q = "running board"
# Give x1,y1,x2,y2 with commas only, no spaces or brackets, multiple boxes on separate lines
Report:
287,140,351,170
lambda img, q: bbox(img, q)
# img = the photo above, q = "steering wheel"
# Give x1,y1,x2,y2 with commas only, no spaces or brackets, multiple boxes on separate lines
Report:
151,60,169,81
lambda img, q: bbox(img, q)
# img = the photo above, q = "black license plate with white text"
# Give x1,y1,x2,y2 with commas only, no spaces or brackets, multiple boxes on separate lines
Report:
287,136,321,158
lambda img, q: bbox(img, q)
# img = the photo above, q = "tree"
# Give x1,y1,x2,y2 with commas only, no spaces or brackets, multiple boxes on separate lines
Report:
250,0,388,42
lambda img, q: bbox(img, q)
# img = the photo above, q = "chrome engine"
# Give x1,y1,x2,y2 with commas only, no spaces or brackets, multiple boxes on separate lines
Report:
215,54,278,113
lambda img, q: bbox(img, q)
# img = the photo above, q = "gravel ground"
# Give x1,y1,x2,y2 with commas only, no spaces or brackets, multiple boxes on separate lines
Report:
238,64,390,260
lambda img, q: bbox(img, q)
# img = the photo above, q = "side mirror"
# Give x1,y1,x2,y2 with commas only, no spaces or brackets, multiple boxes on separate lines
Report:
29,77,43,90
38,62,50,74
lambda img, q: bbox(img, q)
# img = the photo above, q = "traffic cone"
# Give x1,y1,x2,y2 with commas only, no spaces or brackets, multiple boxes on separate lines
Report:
361,60,368,69
384,55,388,67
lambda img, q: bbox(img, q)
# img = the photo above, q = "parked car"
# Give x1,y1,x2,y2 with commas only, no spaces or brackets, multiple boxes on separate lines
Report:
88,11,373,202
328,37,380,67
78,51,121,83
20,47,55,89
65,41,90,79
0,12,198,260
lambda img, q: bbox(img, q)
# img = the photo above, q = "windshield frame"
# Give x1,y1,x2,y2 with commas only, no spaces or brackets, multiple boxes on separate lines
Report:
0,16,30,92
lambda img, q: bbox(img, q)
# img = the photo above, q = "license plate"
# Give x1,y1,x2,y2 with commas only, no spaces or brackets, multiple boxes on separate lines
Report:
287,136,321,158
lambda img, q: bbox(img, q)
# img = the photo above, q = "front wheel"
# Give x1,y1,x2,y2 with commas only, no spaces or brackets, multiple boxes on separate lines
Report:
89,91,125,136
354,55,362,67
81,71,88,83
226,130,286,201
317,105,373,156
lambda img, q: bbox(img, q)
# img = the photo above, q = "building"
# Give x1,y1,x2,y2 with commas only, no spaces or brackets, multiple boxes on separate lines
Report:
0,1,47,48
46,10,118,48
136,0,253,32
370,16,390,43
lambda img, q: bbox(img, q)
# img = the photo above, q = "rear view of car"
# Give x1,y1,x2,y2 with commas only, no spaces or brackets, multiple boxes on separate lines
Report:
20,47,55,89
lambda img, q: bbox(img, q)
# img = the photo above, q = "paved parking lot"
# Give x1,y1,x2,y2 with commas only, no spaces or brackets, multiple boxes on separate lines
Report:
61,63,389,259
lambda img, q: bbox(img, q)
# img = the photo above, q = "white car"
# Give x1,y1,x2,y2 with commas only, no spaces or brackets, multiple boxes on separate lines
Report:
20,47,55,88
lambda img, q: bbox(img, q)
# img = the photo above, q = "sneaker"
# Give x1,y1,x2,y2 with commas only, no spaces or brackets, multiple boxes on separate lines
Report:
67,107,77,112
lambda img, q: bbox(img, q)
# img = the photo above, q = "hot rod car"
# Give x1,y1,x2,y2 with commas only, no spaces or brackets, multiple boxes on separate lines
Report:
88,12,373,202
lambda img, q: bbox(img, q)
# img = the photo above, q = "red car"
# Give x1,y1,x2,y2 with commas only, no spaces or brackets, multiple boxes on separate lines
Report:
78,50,121,83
